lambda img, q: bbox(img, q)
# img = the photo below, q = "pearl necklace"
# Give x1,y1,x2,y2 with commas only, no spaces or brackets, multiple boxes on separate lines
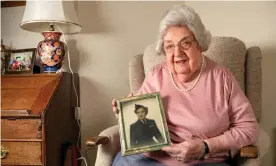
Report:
169,54,205,92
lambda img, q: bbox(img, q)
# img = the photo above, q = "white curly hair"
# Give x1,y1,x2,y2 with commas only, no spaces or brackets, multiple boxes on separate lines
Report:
156,5,212,55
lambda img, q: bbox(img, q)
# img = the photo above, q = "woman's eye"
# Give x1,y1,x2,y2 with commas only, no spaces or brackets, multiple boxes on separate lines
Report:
181,41,191,46
166,45,174,49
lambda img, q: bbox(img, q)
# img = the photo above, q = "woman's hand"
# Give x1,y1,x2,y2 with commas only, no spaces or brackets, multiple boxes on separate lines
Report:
162,139,205,163
112,93,133,119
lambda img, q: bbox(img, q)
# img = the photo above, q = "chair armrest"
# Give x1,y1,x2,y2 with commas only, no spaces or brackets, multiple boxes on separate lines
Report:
86,136,110,148
240,145,258,158
92,125,120,166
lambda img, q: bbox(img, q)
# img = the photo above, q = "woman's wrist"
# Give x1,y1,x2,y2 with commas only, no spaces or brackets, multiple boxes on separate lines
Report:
203,141,210,154
199,141,210,160
204,134,231,156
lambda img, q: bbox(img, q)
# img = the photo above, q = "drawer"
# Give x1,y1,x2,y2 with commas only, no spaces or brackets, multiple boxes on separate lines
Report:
1,141,42,165
1,119,42,139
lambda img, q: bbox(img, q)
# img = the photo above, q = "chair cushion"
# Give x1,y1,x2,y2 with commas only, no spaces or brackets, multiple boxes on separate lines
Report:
143,36,246,91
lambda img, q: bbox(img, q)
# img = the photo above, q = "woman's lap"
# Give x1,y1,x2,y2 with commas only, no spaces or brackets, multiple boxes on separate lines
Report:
112,152,231,166
112,151,165,166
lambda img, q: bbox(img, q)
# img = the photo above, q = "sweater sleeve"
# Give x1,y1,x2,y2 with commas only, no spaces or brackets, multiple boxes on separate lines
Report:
205,71,259,157
221,72,259,157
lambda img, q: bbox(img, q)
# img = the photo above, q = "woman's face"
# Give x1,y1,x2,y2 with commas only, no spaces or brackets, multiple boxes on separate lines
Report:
163,26,202,76
136,108,146,120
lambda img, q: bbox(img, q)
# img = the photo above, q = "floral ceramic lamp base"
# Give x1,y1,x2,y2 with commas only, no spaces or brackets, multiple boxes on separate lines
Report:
38,31,65,73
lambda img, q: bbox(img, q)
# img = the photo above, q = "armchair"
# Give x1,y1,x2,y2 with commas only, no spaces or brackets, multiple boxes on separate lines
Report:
87,37,267,166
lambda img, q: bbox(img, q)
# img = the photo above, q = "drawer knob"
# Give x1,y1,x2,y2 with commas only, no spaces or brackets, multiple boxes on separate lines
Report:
1,146,9,159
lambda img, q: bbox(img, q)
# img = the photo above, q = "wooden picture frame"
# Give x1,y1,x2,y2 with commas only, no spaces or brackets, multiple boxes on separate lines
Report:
116,92,171,156
5,48,36,74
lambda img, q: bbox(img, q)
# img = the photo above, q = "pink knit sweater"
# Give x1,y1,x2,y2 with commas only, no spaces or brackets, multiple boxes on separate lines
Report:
135,57,258,166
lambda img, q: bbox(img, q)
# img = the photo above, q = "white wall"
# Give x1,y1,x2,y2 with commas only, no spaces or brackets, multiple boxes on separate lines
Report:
2,1,276,166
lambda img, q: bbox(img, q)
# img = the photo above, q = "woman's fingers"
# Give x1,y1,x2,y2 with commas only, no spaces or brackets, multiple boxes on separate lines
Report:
112,99,118,114
113,105,118,114
112,93,134,115
112,98,117,106
162,145,181,155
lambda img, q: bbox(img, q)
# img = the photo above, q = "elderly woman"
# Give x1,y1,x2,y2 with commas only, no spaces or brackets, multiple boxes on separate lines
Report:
112,5,258,166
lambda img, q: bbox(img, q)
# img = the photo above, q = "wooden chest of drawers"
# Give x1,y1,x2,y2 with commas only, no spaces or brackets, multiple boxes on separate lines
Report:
1,73,80,166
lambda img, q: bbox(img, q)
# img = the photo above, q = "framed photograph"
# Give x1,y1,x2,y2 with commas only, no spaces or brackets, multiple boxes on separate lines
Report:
116,92,171,156
5,48,36,74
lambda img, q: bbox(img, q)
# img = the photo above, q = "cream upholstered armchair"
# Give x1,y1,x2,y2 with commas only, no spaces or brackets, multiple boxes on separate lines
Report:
87,37,267,166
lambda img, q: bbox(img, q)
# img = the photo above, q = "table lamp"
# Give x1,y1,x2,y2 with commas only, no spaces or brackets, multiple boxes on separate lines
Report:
20,1,82,73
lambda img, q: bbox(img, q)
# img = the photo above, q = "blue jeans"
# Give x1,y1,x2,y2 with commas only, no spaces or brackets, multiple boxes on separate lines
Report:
112,152,231,166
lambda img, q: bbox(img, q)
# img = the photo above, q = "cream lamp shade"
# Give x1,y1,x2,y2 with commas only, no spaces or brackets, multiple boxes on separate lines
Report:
20,1,82,34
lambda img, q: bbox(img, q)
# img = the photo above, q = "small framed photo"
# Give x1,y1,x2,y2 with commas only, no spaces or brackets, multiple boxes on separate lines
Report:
5,48,36,74
116,92,171,156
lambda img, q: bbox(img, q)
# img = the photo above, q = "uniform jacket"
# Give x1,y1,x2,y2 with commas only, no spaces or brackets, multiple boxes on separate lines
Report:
130,118,164,148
